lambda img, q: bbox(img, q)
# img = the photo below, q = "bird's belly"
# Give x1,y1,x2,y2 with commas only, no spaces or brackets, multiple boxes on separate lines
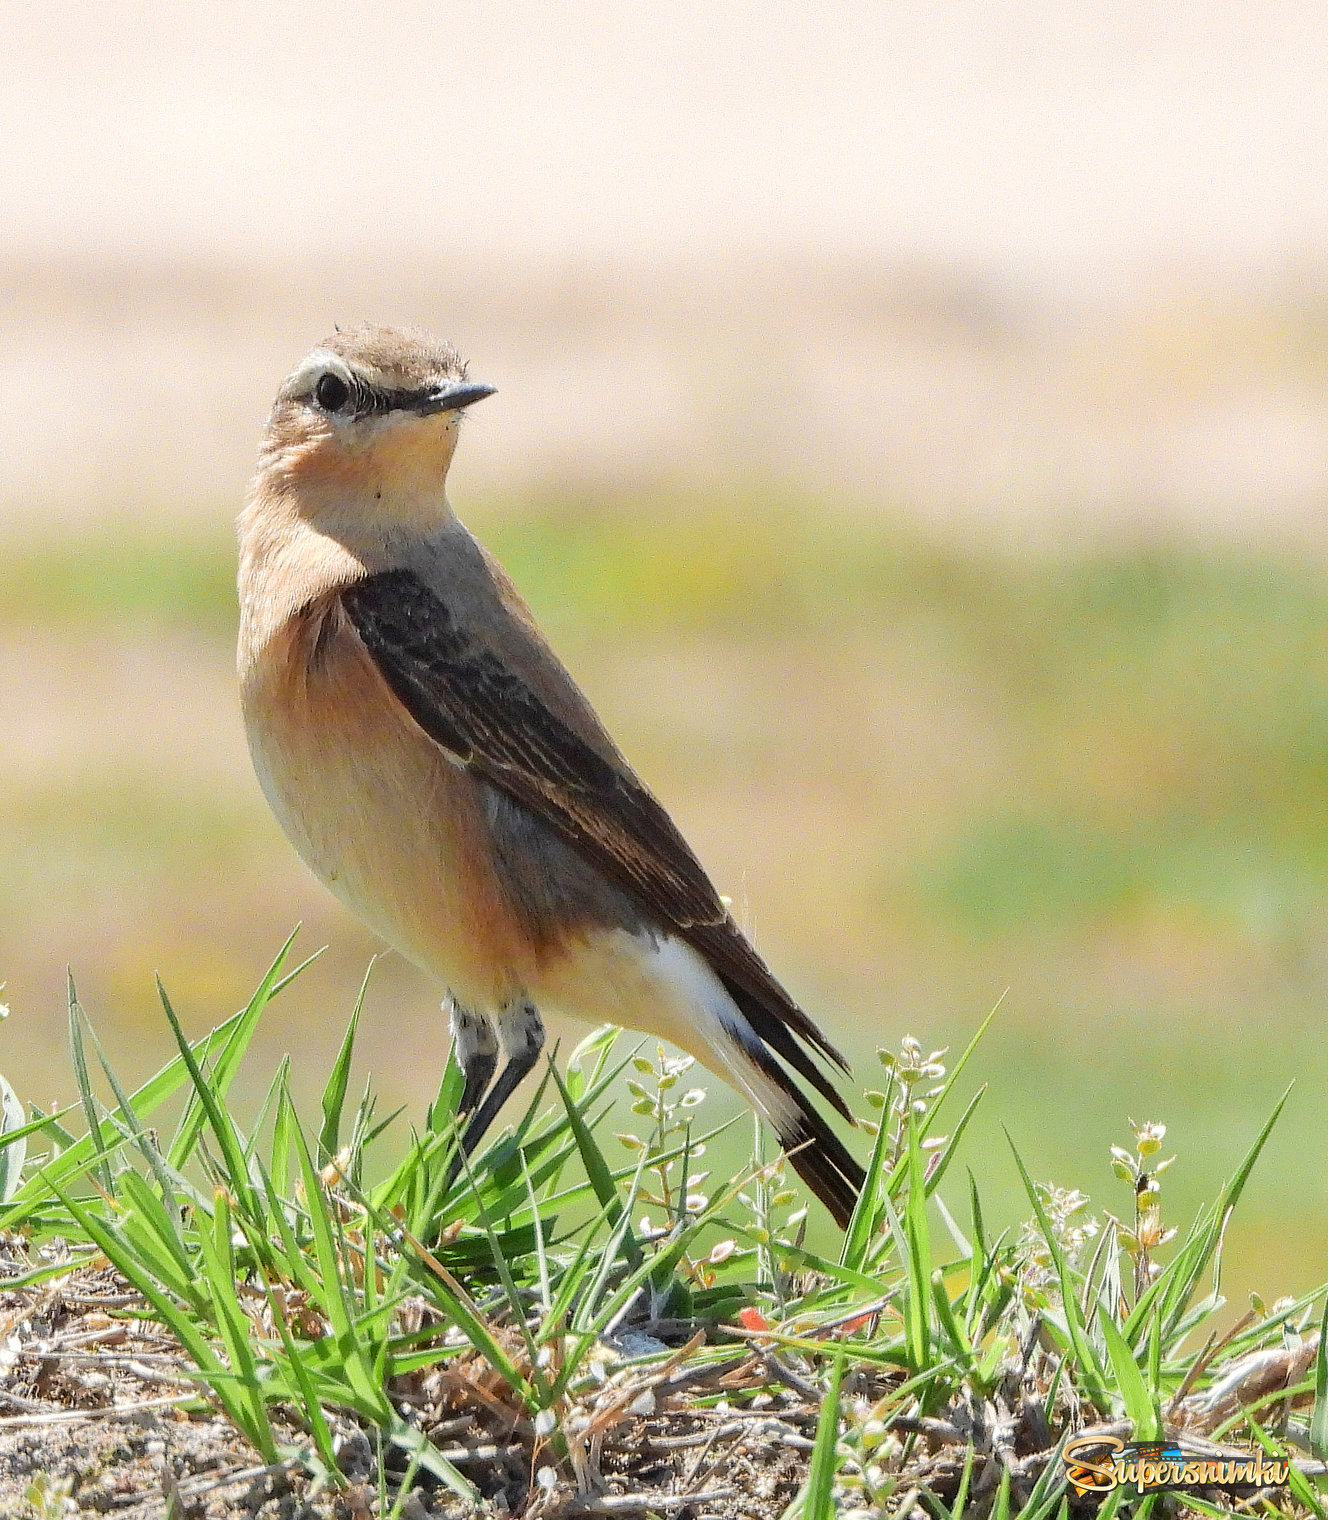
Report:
242,615,529,1009
532,927,736,1072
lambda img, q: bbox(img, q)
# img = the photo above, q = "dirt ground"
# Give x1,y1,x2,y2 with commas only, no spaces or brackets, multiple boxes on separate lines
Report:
0,1260,814,1520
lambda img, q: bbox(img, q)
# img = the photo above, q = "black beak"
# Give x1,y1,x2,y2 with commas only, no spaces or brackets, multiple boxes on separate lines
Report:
412,380,497,416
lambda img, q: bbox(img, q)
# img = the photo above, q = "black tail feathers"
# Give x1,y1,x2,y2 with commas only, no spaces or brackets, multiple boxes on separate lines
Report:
736,1026,865,1230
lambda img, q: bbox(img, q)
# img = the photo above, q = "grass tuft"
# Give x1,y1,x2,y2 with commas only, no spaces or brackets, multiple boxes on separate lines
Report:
0,944,1324,1515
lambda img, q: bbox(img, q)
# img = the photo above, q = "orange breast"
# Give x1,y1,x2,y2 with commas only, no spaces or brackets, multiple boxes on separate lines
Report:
240,597,533,1010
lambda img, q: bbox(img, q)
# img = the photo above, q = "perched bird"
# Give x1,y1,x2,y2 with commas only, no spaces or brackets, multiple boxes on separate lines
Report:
237,325,864,1225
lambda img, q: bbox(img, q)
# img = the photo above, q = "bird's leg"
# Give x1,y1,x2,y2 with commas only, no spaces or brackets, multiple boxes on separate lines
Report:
447,999,545,1181
447,995,498,1118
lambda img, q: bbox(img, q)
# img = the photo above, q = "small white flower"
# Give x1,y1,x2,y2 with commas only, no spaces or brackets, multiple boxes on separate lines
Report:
1132,1119,1167,1156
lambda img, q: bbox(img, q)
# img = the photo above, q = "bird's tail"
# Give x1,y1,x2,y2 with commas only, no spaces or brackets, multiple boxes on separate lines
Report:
711,998,865,1230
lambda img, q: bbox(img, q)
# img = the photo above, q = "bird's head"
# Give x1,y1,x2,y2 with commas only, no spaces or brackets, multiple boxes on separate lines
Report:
254,324,495,537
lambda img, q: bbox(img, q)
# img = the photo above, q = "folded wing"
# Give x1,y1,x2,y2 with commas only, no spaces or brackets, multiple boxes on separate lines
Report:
339,567,864,1223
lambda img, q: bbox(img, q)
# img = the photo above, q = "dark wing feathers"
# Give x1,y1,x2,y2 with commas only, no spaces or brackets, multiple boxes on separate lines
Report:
340,568,863,1221
342,571,728,928
341,571,848,1058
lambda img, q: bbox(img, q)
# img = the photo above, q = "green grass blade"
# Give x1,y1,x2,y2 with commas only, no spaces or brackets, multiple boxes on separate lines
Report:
168,930,302,1171
1091,1483,1130,1520
571,1145,653,1336
933,1192,971,1259
1120,1241,1183,1348
931,1268,975,1370
522,1150,553,1313
45,1178,244,1429
732,1230,888,1301
902,1116,933,1376
548,1058,641,1270
0,997,270,1230
788,1350,843,1520
388,1421,477,1504
564,1024,622,1100
1098,1306,1157,1436
269,1066,296,1201
1312,1293,1328,1460
319,966,369,1163
1146,1308,1161,1403
963,1169,992,1340
256,1264,341,1481
426,1046,465,1136
245,1053,290,1166
990,1462,1011,1520
541,1209,612,1343
81,1013,183,1232
451,1150,547,1396
267,938,324,998
1246,1416,1324,1520
840,1085,892,1272
923,1083,986,1199
949,1446,974,1520
114,1171,202,1305
253,1145,323,1300
156,978,268,1237
555,1181,752,1399
396,1226,530,1401
288,1109,393,1420
1017,1428,1071,1520
197,1188,278,1461
922,997,1000,1132
1006,1131,1111,1411
0,1104,79,1170
66,977,112,1194
872,1185,924,1370
1157,1087,1290,1339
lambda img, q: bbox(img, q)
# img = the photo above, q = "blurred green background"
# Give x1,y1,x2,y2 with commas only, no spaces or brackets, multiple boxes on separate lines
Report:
5,491,1328,1300
7,3,1328,1307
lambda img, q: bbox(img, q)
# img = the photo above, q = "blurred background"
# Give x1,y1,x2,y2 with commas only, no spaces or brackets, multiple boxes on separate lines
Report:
4,2,1328,1298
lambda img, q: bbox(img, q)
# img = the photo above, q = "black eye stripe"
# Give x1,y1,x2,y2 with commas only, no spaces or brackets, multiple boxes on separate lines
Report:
366,386,428,413
310,375,443,416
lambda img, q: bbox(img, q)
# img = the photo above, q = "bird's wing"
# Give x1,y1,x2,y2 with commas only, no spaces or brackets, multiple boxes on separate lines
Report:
338,567,851,1092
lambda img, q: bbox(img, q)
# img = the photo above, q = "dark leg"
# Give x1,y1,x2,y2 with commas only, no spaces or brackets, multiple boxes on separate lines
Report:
447,996,498,1117
447,999,545,1181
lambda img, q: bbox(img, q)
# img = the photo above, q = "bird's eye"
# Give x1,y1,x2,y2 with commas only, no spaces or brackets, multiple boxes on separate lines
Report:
314,373,351,412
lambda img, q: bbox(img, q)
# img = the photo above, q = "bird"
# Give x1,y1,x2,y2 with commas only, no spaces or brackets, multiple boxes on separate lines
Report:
237,324,864,1226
